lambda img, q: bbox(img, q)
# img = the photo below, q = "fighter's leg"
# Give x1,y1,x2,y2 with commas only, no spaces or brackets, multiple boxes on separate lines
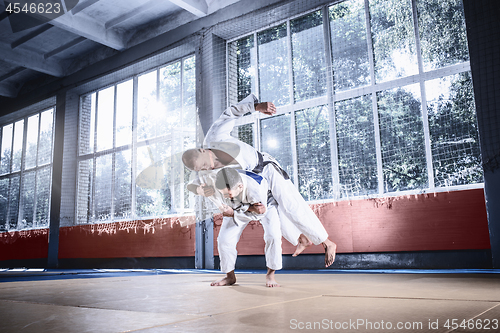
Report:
277,204,300,246
213,216,247,285
266,268,280,288
260,204,283,272
262,164,328,244
262,164,336,267
276,204,312,256
211,270,237,286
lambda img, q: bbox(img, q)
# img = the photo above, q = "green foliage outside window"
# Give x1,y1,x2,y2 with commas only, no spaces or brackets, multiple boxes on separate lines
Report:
231,0,481,200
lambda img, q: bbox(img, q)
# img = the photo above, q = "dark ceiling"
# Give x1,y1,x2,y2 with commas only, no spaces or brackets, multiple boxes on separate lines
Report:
0,0,241,106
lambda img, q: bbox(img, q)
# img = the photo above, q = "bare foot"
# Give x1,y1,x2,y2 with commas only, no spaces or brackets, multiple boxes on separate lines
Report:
292,234,313,257
322,239,337,268
266,269,280,288
211,271,236,286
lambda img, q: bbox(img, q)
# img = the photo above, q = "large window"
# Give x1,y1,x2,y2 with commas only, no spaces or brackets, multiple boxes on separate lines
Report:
77,56,196,224
229,0,481,201
0,109,54,231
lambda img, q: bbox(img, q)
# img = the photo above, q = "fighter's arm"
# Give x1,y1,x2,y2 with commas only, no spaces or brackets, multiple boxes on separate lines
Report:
204,94,258,144
187,183,215,197
186,172,216,197
204,95,276,145
241,177,269,218
254,102,276,116
247,203,266,214
219,201,255,224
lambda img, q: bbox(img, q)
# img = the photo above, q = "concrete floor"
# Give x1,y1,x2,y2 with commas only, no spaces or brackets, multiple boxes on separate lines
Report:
0,269,499,333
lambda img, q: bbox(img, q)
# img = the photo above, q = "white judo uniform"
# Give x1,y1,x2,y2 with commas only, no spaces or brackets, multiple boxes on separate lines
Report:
204,94,329,246
188,170,225,211
217,171,283,273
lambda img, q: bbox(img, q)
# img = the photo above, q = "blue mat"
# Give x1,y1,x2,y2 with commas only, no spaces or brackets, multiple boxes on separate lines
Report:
0,268,499,283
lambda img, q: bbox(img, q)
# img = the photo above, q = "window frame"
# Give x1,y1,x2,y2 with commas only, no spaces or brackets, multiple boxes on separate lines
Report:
226,0,482,203
0,107,56,231
76,55,197,225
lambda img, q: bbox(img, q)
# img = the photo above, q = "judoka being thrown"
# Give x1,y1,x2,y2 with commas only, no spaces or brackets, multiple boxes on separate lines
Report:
212,167,282,287
182,94,337,268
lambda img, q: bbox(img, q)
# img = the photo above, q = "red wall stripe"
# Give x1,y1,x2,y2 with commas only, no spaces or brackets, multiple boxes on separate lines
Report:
58,217,196,259
0,189,490,261
0,229,49,261
214,189,490,255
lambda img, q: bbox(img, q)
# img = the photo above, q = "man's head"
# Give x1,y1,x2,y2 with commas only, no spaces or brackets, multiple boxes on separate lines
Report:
215,168,244,200
182,148,214,171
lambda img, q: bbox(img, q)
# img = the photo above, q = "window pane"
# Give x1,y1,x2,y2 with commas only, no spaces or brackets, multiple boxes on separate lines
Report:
378,84,427,192
183,57,197,210
35,166,51,228
183,56,196,108
231,123,254,147
137,70,159,140
160,62,181,113
0,178,9,231
95,154,113,221
336,95,378,197
79,94,96,155
116,80,133,148
169,151,185,214
160,63,186,213
261,113,294,179
369,0,418,82
77,159,93,224
160,62,182,140
234,35,257,103
38,109,53,165
291,10,327,102
21,171,36,229
114,150,132,220
11,120,24,173
416,0,469,71
258,24,290,106
183,56,197,152
96,86,115,152
330,0,371,91
136,142,172,217
1,124,13,175
8,175,20,230
296,105,333,200
25,114,39,169
184,167,194,210
427,72,482,187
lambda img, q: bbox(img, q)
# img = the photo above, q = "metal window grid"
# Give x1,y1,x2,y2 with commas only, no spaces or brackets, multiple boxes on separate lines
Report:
226,0,481,201
76,55,196,224
0,107,55,231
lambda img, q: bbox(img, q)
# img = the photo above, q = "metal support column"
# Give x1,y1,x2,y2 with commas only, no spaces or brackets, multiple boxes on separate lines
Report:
47,92,66,268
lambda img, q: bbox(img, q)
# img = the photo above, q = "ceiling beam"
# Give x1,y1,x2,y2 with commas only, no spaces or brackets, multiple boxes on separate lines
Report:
168,0,208,17
0,82,22,98
0,11,7,23
0,42,65,77
71,0,101,15
44,36,86,59
51,13,126,50
0,67,27,82
11,24,53,49
105,0,159,29
0,2,6,21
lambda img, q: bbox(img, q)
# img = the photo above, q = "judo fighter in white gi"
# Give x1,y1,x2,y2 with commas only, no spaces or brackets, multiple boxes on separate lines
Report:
182,94,337,268
186,166,287,286
210,167,283,287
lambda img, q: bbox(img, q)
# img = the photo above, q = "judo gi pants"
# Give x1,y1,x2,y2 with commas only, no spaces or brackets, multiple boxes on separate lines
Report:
218,204,283,273
261,154,329,246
